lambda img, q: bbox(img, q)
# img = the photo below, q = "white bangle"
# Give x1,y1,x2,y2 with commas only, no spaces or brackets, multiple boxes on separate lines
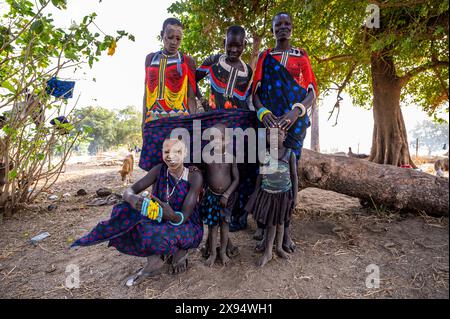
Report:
292,103,307,117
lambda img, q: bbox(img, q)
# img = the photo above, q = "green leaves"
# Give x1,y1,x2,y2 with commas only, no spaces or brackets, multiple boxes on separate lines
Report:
50,0,67,10
0,0,135,208
8,169,17,181
168,0,448,117
74,106,142,153
30,19,44,34
1,81,16,93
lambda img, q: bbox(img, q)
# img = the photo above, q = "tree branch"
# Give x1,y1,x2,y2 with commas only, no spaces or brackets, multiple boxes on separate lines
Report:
0,0,51,52
328,62,357,126
398,60,449,86
314,54,354,63
369,0,429,8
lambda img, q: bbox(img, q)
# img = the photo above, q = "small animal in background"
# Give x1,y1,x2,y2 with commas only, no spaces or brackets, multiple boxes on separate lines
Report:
434,158,449,177
348,147,369,159
119,154,134,185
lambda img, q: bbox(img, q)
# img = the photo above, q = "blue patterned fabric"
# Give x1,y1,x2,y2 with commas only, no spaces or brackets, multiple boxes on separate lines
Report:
46,77,75,99
50,116,69,125
200,188,237,226
139,109,259,232
257,54,311,158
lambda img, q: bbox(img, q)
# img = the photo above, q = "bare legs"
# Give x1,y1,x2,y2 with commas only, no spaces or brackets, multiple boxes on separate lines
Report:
204,222,232,267
255,224,295,254
282,221,296,253
204,225,218,267
257,223,289,267
219,222,231,266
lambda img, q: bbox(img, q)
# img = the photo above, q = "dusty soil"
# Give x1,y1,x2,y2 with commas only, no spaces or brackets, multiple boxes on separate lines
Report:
0,159,448,299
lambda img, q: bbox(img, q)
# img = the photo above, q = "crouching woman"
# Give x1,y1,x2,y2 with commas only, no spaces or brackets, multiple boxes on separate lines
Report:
71,137,203,286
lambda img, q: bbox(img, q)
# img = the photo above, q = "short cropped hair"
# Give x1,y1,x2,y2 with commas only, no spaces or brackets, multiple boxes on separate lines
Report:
272,12,292,24
226,25,246,38
162,17,183,33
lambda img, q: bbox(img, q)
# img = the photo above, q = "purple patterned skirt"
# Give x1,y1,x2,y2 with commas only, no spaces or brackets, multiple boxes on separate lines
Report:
71,165,203,257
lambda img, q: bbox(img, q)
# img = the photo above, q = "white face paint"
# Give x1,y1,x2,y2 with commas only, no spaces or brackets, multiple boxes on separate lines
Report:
163,139,187,169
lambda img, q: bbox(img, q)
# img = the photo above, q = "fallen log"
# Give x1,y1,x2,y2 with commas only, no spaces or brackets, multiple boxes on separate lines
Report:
298,149,449,216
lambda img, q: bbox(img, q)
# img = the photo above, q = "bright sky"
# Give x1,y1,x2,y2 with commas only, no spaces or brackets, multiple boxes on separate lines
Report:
33,1,445,154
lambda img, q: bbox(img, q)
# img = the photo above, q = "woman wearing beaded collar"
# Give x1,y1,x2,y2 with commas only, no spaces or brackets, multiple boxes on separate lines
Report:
251,12,318,254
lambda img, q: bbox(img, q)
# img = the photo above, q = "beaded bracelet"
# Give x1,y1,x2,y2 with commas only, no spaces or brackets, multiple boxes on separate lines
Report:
257,107,272,122
141,197,162,222
147,200,159,219
156,205,163,223
141,198,150,217
169,211,184,226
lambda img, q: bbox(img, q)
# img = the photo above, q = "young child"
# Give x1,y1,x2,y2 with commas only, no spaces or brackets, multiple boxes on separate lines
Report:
200,123,239,266
245,128,298,267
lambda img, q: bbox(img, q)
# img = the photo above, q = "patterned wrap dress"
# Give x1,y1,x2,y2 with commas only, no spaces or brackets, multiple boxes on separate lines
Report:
252,48,318,159
71,164,203,257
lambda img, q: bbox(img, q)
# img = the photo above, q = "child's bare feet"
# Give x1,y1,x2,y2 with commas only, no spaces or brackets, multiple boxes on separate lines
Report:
204,253,217,267
282,232,296,253
276,247,290,259
220,252,231,266
257,252,272,267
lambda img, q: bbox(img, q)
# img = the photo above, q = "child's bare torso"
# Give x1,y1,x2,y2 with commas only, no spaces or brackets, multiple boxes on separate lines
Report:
205,162,233,194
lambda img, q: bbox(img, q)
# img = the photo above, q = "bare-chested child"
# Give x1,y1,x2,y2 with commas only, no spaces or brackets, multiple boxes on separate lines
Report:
200,123,239,266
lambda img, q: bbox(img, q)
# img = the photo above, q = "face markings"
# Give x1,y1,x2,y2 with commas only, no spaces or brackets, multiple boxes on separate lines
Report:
163,139,187,165
162,25,183,54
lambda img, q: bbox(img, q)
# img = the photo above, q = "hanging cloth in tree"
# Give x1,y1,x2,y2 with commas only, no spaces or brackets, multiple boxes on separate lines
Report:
46,77,75,99
50,115,69,125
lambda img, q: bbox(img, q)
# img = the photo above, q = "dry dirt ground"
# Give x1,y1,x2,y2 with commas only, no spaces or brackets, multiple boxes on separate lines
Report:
0,159,448,299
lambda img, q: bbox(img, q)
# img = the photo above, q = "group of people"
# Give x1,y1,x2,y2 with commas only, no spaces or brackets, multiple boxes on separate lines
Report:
71,12,318,286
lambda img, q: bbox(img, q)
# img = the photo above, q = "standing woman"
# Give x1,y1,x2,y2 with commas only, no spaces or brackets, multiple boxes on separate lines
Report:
140,18,197,171
252,12,318,253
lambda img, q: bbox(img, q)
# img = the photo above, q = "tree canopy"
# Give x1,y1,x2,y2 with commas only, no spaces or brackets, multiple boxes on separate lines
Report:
74,105,142,155
169,0,449,166
169,0,448,117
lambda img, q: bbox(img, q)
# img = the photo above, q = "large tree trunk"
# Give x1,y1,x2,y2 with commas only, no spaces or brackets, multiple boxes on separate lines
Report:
299,149,448,216
369,51,415,167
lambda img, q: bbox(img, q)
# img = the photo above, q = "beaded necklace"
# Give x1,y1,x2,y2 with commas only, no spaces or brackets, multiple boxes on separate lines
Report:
165,167,185,203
